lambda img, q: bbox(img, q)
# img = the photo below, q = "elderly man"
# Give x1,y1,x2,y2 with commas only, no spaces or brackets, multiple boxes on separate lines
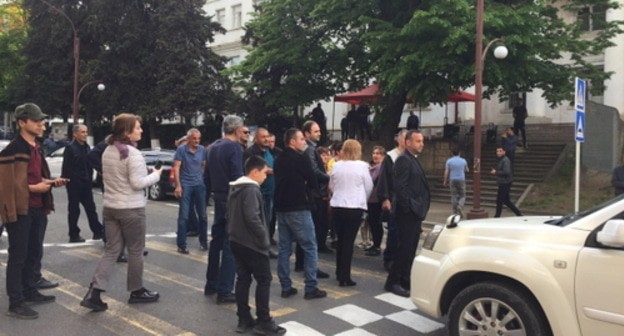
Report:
62,124,104,243
204,115,247,304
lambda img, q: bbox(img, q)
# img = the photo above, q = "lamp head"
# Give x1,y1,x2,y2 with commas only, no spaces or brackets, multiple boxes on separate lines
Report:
493,45,508,59
97,83,106,91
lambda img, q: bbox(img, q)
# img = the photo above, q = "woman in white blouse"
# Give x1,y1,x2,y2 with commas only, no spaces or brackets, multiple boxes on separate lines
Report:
329,140,373,287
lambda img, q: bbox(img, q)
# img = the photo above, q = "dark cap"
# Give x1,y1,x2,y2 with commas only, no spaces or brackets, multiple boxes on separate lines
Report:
15,103,47,121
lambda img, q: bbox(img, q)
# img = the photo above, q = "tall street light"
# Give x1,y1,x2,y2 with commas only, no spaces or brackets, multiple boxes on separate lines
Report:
41,0,80,124
467,0,508,219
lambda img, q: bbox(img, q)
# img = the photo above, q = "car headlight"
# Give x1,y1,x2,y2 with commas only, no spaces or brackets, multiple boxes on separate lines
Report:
422,225,444,250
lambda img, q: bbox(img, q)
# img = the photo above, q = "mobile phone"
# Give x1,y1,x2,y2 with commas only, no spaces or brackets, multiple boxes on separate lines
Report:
154,160,162,170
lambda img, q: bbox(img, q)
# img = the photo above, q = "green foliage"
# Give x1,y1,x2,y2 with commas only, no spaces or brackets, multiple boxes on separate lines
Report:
234,0,623,143
14,0,231,126
0,0,27,112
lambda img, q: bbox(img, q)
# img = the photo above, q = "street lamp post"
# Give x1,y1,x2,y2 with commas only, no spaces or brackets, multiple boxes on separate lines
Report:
467,0,508,219
41,0,80,124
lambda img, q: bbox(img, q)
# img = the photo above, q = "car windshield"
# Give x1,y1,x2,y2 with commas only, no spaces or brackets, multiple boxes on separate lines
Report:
545,194,624,226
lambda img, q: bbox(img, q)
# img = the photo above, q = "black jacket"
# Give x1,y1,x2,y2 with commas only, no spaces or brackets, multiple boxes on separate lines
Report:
393,151,430,221
274,147,318,212
62,140,93,184
304,139,329,198
376,154,395,202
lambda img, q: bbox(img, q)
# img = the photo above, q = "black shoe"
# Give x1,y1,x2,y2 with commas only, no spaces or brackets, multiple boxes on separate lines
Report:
339,280,357,287
365,247,381,256
24,291,55,305
143,250,149,256
69,236,86,243
316,269,329,279
80,287,108,312
204,285,217,296
236,319,256,333
199,243,208,251
186,231,199,237
280,287,298,298
36,277,59,290
128,288,160,304
117,254,128,263
269,251,278,259
177,247,190,254
216,293,236,305
304,288,327,300
253,319,286,336
388,284,410,298
7,303,38,320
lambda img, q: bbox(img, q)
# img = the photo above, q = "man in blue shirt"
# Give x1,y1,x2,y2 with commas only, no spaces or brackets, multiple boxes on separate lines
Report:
173,128,208,254
443,149,469,218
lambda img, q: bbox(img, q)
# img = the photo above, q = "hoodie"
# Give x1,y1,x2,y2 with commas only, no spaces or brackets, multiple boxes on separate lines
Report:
227,176,269,255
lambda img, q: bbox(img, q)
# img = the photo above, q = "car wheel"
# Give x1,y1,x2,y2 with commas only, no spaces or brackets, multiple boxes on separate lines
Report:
448,281,551,336
148,183,163,200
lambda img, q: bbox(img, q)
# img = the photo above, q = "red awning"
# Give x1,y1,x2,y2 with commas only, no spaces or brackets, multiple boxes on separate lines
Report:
334,84,475,105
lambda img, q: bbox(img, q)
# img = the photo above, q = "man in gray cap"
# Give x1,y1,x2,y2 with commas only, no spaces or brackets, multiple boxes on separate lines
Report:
0,103,69,319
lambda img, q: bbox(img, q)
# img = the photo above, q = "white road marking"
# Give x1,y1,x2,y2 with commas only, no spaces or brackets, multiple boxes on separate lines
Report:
323,304,383,327
375,293,417,310
335,328,377,336
385,311,444,333
280,321,324,336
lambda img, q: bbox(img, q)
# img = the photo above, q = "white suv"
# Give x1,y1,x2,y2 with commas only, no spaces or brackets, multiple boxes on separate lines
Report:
410,196,624,336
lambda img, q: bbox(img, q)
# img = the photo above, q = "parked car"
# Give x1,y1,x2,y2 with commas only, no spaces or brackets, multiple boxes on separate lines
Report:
46,146,97,182
410,196,624,336
141,149,176,200
0,139,10,152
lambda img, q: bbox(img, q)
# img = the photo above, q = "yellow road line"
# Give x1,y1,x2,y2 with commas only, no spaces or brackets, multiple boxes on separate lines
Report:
146,241,207,264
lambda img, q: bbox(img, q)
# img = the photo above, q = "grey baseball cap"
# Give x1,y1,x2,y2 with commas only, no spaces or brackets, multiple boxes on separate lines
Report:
15,103,48,121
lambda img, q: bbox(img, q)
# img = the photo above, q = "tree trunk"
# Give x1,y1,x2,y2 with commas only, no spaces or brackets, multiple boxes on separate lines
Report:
375,91,408,149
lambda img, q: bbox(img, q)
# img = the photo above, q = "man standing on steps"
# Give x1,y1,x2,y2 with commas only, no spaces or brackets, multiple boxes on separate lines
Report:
491,146,523,218
443,149,469,218
513,100,528,148
384,130,430,298
62,124,104,243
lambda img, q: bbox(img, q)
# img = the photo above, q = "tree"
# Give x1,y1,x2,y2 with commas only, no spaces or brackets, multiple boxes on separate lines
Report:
234,0,623,146
15,0,230,141
0,0,28,112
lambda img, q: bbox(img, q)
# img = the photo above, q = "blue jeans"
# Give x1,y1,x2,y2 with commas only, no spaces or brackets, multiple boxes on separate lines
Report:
277,211,318,293
176,184,208,248
206,196,235,295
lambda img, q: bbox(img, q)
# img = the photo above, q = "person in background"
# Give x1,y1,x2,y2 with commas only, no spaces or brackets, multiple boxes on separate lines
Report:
406,111,420,130
329,139,373,287
267,133,282,246
81,113,162,312
0,103,68,319
491,146,523,218
62,124,104,243
173,134,200,239
443,149,469,218
365,145,386,257
228,155,286,336
512,100,528,148
501,127,518,167
326,141,342,248
612,163,624,196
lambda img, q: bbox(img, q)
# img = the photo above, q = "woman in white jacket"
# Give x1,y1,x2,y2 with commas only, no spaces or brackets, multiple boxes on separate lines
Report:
81,113,162,311
329,139,373,287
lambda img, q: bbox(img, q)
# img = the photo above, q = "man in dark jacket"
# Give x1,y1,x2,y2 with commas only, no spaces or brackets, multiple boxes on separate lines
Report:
0,103,68,319
491,146,522,218
62,124,104,243
384,130,430,298
274,128,327,300
228,155,286,335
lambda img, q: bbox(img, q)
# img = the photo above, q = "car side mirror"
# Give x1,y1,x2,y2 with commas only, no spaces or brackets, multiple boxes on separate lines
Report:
597,219,624,248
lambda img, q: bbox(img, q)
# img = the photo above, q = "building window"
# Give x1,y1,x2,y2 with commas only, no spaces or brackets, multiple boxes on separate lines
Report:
232,4,242,29
215,8,225,26
578,5,608,31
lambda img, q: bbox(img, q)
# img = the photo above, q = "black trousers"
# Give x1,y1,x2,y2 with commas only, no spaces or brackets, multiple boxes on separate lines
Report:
67,181,103,238
386,211,422,288
231,241,272,322
494,183,522,217
367,202,383,248
513,122,527,147
6,208,47,306
333,208,362,282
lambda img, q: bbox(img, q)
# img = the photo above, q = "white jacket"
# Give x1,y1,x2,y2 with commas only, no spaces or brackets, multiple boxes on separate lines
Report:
329,160,373,210
102,144,160,209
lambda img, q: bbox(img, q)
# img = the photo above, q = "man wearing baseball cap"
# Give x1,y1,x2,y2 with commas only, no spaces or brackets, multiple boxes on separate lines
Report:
0,103,68,319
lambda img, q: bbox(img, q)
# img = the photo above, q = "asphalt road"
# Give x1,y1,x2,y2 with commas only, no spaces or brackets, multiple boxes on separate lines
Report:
0,189,449,336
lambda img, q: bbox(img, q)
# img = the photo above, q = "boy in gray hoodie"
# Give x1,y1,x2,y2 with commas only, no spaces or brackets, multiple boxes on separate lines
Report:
228,156,286,336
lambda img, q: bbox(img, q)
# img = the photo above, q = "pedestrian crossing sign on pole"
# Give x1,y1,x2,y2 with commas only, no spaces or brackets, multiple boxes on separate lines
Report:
575,111,585,142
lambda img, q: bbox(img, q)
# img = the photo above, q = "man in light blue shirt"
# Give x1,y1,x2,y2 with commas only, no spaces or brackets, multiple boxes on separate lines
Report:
173,128,208,254
443,149,469,218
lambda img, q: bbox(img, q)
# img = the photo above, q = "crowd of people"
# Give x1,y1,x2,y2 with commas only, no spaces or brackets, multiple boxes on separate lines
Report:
0,102,436,336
